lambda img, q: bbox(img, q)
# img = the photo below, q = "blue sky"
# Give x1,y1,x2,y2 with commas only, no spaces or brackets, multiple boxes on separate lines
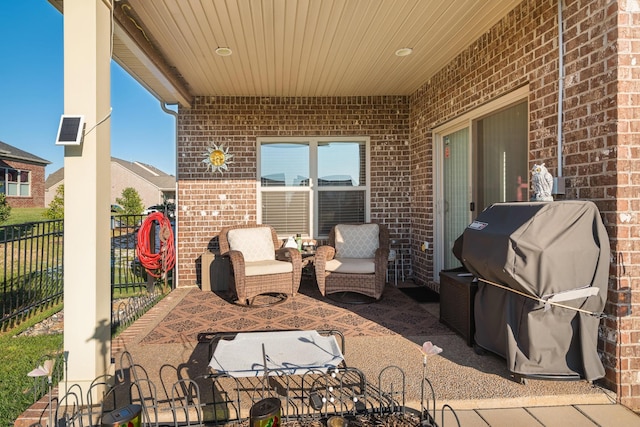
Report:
0,0,177,178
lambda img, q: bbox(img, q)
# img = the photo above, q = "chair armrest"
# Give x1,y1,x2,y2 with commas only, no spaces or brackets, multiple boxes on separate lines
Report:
276,247,302,264
374,247,390,293
276,247,303,292
227,249,246,290
314,245,336,266
314,246,336,295
375,247,390,266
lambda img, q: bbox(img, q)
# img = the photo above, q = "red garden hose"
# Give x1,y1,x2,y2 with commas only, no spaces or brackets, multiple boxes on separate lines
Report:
136,212,176,279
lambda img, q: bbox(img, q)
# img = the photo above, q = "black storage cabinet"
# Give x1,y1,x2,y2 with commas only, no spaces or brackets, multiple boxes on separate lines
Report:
439,270,477,347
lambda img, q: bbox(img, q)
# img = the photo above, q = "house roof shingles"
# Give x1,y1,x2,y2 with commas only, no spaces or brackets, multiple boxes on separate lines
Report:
0,140,50,165
111,158,175,191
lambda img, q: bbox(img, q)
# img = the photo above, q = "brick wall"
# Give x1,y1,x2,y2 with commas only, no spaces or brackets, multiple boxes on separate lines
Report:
603,0,640,410
409,0,546,285
408,0,639,409
176,96,411,287
2,160,46,208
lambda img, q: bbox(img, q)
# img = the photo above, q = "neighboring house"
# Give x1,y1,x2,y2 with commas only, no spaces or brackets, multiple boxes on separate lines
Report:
0,140,50,208
45,157,175,209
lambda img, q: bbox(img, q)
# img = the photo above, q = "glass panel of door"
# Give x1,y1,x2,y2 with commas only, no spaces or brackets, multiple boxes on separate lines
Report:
477,101,529,212
442,127,470,270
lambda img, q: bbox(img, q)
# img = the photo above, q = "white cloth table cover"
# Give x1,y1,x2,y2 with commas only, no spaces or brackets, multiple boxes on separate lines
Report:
208,330,344,377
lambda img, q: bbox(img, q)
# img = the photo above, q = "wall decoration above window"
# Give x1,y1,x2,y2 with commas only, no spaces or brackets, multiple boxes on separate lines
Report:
202,142,233,174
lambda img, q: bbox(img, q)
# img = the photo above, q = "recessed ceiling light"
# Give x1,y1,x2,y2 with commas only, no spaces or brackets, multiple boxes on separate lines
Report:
215,47,233,56
395,48,413,57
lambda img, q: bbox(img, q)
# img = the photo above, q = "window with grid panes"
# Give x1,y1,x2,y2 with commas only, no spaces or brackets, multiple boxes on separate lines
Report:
1,168,30,196
258,137,370,239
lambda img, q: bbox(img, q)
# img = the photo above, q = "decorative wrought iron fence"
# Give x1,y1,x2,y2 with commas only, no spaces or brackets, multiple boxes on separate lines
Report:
111,214,149,293
0,214,175,330
111,214,175,294
112,288,164,333
0,219,63,330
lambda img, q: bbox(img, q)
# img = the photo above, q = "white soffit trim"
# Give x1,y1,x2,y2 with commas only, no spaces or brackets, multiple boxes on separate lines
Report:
113,23,192,108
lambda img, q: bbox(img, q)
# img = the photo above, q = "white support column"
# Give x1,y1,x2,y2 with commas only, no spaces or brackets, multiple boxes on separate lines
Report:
61,0,112,395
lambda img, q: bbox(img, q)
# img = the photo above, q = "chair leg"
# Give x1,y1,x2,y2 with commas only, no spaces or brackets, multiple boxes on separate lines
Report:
237,293,288,308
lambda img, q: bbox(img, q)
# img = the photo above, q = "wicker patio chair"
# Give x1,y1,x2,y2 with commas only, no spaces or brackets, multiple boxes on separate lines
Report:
314,223,389,301
219,224,302,305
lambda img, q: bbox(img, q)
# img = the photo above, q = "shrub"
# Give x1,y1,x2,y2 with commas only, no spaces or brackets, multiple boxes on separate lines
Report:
116,187,144,215
0,193,12,223
45,185,64,220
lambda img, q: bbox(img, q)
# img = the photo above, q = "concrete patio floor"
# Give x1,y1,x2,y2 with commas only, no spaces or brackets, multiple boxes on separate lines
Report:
109,281,639,427
16,280,640,426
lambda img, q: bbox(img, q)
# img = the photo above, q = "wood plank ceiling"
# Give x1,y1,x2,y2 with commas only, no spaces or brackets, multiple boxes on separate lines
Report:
54,0,522,106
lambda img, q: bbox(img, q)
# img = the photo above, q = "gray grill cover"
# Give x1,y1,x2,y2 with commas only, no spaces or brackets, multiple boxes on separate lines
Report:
460,201,609,380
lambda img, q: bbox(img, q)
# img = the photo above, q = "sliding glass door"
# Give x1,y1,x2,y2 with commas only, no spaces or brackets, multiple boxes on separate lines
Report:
434,92,528,278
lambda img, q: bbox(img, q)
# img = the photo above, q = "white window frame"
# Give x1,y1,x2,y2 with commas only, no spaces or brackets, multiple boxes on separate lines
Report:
257,136,371,239
432,86,529,281
1,167,31,197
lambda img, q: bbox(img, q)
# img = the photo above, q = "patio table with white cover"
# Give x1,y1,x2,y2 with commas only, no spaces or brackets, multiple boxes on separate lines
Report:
207,330,345,377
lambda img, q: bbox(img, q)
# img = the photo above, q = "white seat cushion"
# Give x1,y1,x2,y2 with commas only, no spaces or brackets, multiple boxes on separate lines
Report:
325,258,376,274
334,224,379,258
227,227,275,262
244,260,293,276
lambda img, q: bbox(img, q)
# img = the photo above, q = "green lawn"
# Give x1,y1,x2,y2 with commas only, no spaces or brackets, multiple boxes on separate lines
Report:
4,207,48,225
0,207,62,426
0,304,63,427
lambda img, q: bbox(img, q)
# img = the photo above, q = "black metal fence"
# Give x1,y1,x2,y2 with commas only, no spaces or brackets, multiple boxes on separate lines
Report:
0,219,63,330
0,214,175,331
111,214,155,294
